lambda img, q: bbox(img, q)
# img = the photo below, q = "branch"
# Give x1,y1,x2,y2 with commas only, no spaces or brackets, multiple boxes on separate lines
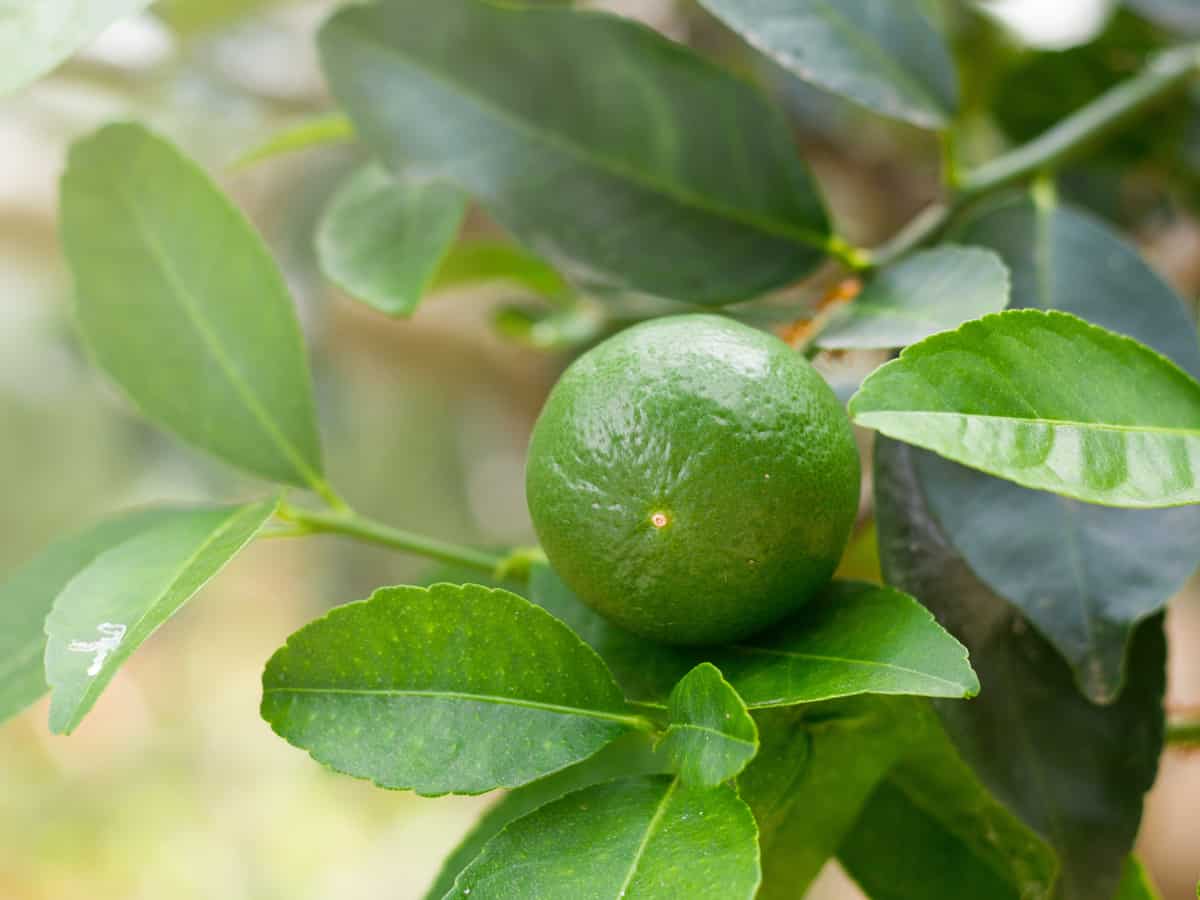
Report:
863,44,1200,269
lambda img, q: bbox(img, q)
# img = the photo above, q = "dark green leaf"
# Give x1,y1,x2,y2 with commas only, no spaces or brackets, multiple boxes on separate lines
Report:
0,508,183,725
698,0,958,129
1128,0,1200,33
840,701,1060,900
0,1,152,96
531,567,979,707
818,247,1009,350
1116,857,1162,900
740,699,905,897
850,309,1200,507
317,164,467,317
423,732,669,900
261,583,640,796
444,776,761,899
660,663,757,788
232,114,355,170
60,124,327,491
926,196,1200,701
715,581,979,706
529,563,693,706
875,437,1168,900
45,499,277,734
319,0,833,305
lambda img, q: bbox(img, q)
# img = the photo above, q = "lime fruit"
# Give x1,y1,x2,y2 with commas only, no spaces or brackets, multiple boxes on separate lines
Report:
526,314,860,645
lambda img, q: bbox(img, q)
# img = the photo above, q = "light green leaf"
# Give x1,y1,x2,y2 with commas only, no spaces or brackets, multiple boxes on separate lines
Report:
659,663,757,788
715,581,979,707
231,114,355,170
818,247,1010,349
61,123,328,494
317,165,467,317
1116,857,1162,900
431,241,569,298
839,700,1060,900
0,0,153,96
60,123,327,491
261,583,641,796
445,776,761,899
45,499,277,734
423,732,669,899
851,309,1200,507
319,0,833,305
697,0,958,129
0,508,183,725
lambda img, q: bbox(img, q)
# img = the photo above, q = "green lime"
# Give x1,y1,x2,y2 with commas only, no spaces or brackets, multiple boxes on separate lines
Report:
526,314,860,645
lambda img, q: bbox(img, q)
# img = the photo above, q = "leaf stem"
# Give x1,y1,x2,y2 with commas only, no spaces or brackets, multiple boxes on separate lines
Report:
1167,718,1200,747
278,503,507,576
857,44,1200,271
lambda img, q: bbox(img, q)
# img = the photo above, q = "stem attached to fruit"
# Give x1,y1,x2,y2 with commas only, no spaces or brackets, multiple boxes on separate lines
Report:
860,44,1200,270
277,502,508,577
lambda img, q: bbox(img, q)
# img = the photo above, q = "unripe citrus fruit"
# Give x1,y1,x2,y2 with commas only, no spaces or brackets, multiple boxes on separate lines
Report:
526,314,860,645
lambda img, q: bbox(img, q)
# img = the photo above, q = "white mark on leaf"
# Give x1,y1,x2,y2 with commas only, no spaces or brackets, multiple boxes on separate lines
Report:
68,623,126,676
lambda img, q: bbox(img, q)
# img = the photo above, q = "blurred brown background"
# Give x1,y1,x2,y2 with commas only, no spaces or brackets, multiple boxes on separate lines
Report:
0,1,1197,897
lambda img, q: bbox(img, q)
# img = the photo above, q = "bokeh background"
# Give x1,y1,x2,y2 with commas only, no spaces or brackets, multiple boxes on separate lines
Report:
1,1,1198,897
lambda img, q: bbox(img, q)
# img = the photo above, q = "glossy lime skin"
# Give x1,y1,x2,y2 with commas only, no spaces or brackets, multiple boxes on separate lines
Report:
526,314,860,645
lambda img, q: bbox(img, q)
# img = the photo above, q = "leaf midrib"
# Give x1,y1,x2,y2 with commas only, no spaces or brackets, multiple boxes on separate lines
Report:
729,645,966,694
856,410,1200,437
614,778,679,898
667,721,757,748
335,16,832,251
263,685,640,729
116,186,321,490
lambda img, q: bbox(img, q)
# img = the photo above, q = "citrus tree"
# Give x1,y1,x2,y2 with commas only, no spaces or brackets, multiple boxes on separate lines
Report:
4,1,1200,898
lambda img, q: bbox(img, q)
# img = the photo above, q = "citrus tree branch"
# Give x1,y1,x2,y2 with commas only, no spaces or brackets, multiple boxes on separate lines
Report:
278,503,508,576
862,44,1200,269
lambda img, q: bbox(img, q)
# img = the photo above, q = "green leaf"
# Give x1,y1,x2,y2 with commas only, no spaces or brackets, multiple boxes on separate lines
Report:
1127,0,1200,34
319,0,833,305
850,309,1200,508
697,0,958,129
261,583,641,796
714,581,979,707
1116,857,1162,900
875,437,1168,900
659,663,758,788
431,241,569,298
0,0,153,96
231,114,355,170
423,731,669,899
839,701,1060,900
444,776,761,899
531,567,978,707
740,699,906,897
317,164,467,317
0,508,183,725
818,247,1010,350
529,563,694,706
60,123,327,491
922,196,1200,703
45,499,277,734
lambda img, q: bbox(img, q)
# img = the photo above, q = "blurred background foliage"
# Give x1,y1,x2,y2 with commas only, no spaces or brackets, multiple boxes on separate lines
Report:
0,0,1198,897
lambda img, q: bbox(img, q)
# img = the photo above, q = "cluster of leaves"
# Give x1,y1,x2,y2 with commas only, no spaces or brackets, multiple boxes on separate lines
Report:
4,1,1200,898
